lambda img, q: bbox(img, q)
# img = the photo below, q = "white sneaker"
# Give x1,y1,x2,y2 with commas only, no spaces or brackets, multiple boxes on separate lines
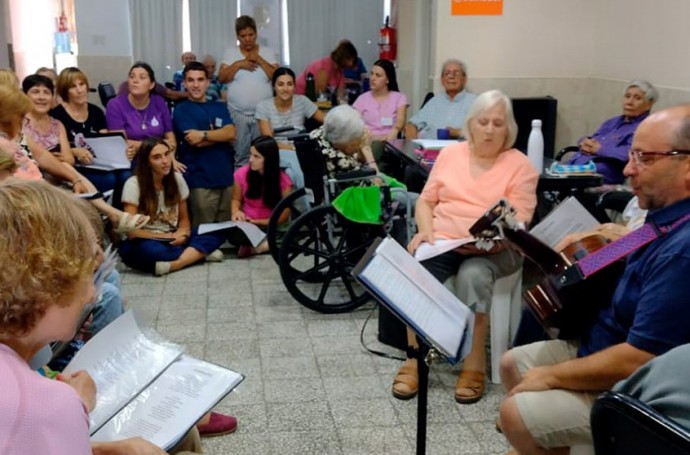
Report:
155,261,171,276
206,249,224,262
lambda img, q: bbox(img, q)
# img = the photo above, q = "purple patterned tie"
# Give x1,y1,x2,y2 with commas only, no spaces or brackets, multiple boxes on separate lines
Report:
577,213,690,278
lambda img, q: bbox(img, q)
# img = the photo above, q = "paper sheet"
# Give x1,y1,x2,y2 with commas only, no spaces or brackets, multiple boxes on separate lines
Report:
198,220,266,247
410,139,458,150
529,196,600,249
91,355,243,450
80,135,130,171
64,311,183,433
355,237,474,363
413,237,477,261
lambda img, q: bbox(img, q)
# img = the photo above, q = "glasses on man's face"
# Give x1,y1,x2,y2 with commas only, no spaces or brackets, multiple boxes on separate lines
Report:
628,148,690,166
443,70,464,78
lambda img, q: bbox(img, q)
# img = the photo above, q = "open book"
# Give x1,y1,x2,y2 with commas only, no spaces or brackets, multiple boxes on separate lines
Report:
353,237,474,363
78,133,131,171
198,220,266,247
63,310,243,450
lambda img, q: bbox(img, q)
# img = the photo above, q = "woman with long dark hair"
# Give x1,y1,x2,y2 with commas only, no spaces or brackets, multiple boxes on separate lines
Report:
230,135,292,257
353,59,408,142
256,66,324,136
119,137,225,276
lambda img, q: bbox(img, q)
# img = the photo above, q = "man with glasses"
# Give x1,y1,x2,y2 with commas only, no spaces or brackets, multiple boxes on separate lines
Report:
498,104,690,455
403,59,477,140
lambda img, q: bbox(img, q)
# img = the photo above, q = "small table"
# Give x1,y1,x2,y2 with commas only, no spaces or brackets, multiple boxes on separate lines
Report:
535,166,604,222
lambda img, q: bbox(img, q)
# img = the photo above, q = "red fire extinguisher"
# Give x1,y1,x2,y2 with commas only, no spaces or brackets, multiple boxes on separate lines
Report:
379,16,397,62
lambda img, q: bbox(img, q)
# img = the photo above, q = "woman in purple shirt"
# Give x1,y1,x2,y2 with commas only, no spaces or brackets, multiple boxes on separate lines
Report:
106,62,179,168
568,79,658,184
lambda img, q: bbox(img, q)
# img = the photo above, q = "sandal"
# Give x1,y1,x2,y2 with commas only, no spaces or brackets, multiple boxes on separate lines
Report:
392,358,418,400
455,369,486,404
115,213,150,234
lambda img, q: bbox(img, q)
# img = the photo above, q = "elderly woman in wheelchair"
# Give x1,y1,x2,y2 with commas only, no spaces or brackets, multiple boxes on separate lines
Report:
394,90,539,404
268,105,414,313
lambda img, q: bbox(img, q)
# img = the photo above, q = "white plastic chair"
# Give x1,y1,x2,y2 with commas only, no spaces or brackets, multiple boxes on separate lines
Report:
445,268,523,384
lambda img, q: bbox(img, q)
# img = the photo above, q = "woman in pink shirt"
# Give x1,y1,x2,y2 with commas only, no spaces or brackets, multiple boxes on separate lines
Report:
0,180,167,455
393,90,539,404
295,40,359,98
353,59,408,142
231,135,293,257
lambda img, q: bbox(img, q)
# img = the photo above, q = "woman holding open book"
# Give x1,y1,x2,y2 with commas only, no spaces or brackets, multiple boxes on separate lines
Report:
0,179,179,454
397,90,539,404
119,137,226,276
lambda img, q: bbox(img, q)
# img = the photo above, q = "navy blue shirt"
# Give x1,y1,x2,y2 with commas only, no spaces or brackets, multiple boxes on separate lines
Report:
580,197,690,357
173,100,234,189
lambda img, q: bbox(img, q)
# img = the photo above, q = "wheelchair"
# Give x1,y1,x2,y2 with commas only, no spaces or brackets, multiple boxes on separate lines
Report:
265,134,414,314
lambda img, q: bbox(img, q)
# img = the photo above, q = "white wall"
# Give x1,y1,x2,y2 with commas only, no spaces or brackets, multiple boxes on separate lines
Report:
593,0,690,89
409,0,690,148
433,0,597,80
74,0,132,56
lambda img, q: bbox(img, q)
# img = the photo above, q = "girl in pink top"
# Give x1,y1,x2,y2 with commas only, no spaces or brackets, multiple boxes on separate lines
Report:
393,90,539,405
232,135,293,256
295,40,359,97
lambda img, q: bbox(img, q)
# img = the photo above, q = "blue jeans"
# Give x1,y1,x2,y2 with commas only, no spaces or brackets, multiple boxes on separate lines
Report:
119,228,225,273
90,270,125,335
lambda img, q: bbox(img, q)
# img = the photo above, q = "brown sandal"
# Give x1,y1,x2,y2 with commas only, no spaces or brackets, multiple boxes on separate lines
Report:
392,358,418,400
455,370,485,404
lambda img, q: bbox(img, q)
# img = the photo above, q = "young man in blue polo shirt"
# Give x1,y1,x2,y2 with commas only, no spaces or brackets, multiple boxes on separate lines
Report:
173,61,236,229
498,104,690,455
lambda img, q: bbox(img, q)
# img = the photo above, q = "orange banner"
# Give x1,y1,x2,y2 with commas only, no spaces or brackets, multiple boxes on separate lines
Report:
451,0,503,16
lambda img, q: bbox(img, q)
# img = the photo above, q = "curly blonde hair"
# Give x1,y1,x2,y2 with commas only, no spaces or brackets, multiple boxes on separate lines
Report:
0,180,96,338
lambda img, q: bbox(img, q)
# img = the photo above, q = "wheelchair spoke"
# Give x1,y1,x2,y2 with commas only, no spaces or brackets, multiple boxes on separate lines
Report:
292,260,331,281
316,267,337,306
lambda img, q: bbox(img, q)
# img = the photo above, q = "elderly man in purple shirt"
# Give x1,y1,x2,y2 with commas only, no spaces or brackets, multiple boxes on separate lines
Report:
568,79,658,184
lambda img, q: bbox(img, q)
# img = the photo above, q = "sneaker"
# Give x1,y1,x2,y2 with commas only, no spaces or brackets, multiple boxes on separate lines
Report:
206,249,224,262
197,412,238,437
155,261,171,276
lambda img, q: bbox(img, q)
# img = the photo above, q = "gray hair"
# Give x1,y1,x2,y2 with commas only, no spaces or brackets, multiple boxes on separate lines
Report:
441,59,467,77
201,54,216,65
323,105,365,145
625,79,659,104
463,90,518,151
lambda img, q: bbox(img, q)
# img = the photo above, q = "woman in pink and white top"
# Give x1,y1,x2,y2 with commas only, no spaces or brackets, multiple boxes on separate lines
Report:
231,135,292,257
353,59,408,142
295,40,359,98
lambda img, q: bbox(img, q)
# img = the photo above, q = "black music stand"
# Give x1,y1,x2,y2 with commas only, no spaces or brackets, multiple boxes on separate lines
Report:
352,237,473,455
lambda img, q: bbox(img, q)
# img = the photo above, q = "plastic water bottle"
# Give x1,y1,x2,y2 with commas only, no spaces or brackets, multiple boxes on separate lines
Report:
305,72,316,101
527,119,544,173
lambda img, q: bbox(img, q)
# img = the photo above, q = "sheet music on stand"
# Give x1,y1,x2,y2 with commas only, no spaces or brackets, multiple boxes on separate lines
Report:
353,237,474,364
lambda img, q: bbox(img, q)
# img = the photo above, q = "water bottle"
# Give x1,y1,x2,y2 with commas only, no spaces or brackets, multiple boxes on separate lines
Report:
305,72,316,101
527,119,544,173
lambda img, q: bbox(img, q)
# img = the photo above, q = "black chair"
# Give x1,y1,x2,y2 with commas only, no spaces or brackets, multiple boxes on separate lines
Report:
420,92,434,109
591,391,690,455
97,82,116,108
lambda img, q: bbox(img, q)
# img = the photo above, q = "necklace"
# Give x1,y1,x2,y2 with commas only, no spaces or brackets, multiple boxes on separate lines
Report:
128,95,150,130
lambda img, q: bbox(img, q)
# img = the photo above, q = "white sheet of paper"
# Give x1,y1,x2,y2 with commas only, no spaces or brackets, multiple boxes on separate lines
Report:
356,237,474,362
198,220,266,247
64,310,183,433
529,196,600,249
90,355,243,450
413,237,477,261
411,139,457,150
81,135,130,171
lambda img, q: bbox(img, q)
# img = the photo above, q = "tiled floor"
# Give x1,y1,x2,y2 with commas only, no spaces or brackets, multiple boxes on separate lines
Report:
120,254,510,455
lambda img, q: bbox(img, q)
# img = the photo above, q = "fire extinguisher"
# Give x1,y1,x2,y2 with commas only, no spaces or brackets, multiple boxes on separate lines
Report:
378,16,397,62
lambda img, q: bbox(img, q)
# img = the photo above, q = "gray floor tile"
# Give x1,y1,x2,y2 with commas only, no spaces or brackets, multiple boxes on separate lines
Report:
266,400,334,432
117,252,505,454
268,430,343,455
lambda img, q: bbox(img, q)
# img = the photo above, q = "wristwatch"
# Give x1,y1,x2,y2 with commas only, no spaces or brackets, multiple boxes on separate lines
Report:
202,131,208,140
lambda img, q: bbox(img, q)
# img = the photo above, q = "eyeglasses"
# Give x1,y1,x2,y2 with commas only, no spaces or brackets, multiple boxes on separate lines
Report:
442,70,464,78
628,149,690,166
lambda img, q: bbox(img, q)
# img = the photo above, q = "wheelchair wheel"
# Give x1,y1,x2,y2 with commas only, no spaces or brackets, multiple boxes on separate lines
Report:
266,187,310,265
278,205,380,313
